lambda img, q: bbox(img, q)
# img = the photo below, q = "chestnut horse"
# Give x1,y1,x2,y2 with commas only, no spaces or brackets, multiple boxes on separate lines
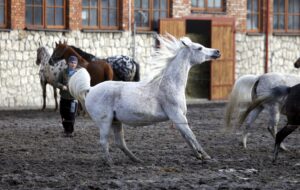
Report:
69,45,140,82
49,41,113,86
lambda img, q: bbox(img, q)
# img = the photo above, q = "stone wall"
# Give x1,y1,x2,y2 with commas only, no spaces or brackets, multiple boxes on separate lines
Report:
0,30,155,109
235,33,300,79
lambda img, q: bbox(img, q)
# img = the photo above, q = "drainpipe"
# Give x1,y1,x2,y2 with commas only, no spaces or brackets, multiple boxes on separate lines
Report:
265,0,270,73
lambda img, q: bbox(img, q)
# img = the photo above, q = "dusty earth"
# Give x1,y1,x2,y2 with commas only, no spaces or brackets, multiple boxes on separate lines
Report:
0,102,299,190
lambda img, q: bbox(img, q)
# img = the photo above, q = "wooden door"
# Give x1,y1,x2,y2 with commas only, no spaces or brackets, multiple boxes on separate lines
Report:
210,18,235,100
159,18,186,38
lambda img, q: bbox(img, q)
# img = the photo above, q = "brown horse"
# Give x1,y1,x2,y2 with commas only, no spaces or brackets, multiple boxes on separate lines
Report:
49,41,113,86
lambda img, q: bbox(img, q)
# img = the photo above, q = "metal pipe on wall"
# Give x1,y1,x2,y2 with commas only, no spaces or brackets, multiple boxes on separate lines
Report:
265,0,270,73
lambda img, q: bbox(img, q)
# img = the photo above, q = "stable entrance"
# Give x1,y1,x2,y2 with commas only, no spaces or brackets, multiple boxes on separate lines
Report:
159,17,235,100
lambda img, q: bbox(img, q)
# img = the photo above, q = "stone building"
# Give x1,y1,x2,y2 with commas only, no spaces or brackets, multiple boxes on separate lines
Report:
0,0,299,109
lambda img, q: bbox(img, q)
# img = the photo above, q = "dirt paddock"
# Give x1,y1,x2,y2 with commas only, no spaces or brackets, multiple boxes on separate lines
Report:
0,102,299,189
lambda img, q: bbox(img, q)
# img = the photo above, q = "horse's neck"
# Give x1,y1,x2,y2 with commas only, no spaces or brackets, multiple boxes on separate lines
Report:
160,51,191,92
40,49,50,65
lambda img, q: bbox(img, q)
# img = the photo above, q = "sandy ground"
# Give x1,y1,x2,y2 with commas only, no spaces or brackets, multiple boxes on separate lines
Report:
0,102,299,189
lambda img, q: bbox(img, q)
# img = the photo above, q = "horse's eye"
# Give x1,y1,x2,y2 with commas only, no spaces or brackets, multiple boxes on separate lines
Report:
198,47,202,51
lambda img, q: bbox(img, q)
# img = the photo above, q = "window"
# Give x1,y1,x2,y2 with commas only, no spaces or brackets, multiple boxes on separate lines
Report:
273,0,300,32
26,0,66,29
0,0,7,28
82,0,119,30
191,0,225,13
247,0,262,32
134,0,171,31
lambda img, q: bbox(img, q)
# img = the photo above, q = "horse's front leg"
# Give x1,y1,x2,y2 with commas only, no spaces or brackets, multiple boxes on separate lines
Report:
165,107,210,160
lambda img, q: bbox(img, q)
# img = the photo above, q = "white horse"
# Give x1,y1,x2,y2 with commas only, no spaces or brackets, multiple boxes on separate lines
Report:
36,45,67,110
224,72,300,149
68,34,221,165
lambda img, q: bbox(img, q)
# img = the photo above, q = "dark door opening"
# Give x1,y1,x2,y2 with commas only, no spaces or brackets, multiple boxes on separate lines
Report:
185,20,211,99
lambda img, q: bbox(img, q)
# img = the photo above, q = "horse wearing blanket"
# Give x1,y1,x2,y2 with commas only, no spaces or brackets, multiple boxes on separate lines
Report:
68,34,221,165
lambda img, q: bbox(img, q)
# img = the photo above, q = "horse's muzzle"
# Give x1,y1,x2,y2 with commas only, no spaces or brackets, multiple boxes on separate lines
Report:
294,62,300,68
212,50,221,59
48,58,55,65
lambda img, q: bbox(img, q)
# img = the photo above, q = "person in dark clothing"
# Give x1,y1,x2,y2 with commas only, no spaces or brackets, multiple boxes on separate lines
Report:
56,55,78,137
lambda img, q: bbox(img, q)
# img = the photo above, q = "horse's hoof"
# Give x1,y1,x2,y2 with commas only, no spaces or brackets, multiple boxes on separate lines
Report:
203,154,211,160
63,132,74,138
279,143,288,151
131,157,143,163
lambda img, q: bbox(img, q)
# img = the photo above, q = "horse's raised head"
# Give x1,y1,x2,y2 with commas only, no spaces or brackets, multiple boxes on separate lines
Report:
294,57,300,68
179,36,221,65
49,41,69,66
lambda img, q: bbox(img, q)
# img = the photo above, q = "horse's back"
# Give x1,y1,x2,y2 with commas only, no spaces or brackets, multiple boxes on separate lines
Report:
87,61,113,86
256,73,300,97
85,81,167,125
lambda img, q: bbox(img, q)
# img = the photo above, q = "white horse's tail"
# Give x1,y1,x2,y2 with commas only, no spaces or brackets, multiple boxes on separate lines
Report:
68,68,91,109
224,74,259,129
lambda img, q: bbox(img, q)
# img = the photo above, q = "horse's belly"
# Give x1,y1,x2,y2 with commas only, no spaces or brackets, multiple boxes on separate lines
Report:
115,103,168,126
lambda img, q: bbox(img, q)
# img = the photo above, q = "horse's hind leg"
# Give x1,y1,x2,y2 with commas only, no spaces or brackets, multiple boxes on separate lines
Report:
267,104,287,150
112,122,142,163
53,87,58,111
98,121,113,166
243,106,263,148
267,104,280,138
273,124,298,162
41,83,47,110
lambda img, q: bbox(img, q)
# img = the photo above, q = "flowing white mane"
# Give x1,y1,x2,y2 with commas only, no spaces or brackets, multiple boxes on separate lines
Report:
143,34,192,82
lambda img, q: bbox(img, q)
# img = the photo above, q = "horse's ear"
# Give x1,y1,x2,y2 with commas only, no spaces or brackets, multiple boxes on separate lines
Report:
55,42,58,46
182,40,188,47
63,40,67,45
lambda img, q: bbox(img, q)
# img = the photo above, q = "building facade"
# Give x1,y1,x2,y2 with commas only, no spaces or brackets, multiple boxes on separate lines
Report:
0,0,299,109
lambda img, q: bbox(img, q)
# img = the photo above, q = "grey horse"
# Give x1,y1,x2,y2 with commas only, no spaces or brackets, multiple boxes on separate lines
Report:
225,72,300,149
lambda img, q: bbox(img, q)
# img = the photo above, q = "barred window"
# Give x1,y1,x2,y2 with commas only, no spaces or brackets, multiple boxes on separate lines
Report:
82,0,119,30
26,0,66,29
134,0,171,31
273,0,300,32
247,0,262,32
191,0,225,13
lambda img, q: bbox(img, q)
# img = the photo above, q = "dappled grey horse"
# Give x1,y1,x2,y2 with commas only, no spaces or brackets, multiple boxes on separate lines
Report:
36,45,67,110
68,34,221,165
238,83,300,162
225,73,300,149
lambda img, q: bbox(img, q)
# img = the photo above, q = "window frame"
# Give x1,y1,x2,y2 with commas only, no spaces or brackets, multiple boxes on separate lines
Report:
0,0,7,28
82,0,120,30
134,0,171,31
246,0,262,33
191,0,225,14
273,0,300,33
25,0,66,30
